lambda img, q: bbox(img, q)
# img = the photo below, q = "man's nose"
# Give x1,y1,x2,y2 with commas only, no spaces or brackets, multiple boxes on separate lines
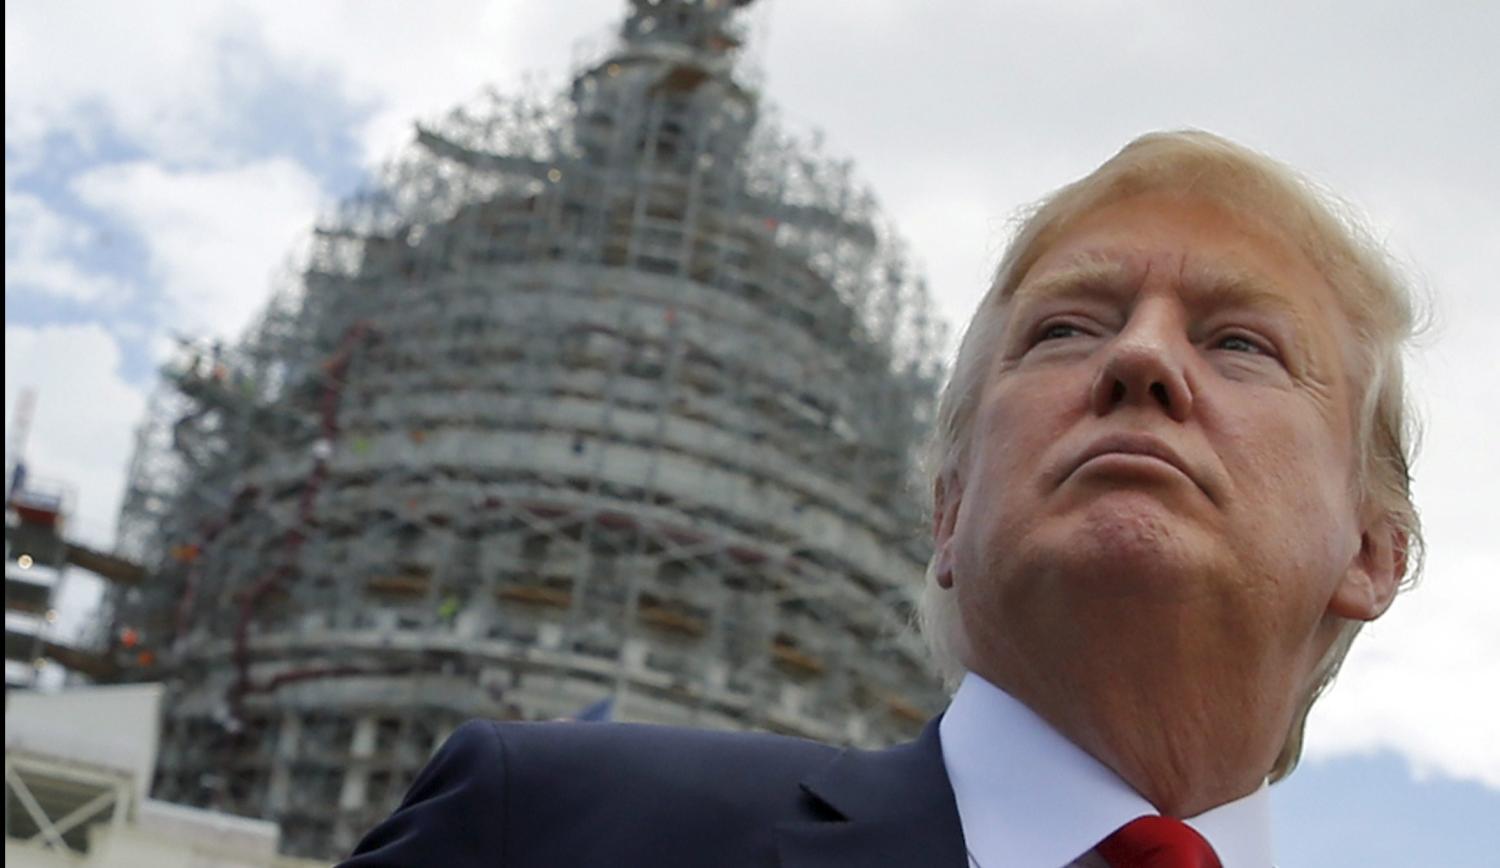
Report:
1089,313,1194,423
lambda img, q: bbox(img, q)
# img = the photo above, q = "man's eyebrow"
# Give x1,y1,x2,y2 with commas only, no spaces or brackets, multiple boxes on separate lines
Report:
1006,254,1306,321
1004,254,1134,305
1181,265,1304,320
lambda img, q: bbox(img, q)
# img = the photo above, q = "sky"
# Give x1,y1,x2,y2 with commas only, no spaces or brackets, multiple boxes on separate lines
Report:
5,1,1498,863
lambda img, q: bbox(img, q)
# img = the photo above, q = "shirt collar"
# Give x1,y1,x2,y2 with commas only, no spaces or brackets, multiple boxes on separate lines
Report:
938,672,1274,867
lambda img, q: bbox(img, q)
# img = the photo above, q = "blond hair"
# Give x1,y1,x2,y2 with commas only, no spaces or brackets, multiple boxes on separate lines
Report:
918,130,1423,782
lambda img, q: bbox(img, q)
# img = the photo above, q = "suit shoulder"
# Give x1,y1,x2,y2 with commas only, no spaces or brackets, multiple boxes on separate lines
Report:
340,720,508,865
492,720,839,863
345,719,842,866
494,720,837,803
496,719,837,774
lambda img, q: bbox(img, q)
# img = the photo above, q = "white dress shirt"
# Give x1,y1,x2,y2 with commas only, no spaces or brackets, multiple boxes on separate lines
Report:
938,672,1273,868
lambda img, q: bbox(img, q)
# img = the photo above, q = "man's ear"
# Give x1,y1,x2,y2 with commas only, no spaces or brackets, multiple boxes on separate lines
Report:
932,469,964,590
1329,517,1407,622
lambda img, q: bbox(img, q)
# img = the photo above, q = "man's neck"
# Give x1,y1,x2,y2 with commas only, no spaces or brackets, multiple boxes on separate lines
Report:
968,658,1280,817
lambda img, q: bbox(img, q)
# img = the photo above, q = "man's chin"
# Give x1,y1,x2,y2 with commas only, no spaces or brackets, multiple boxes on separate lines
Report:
1027,500,1216,595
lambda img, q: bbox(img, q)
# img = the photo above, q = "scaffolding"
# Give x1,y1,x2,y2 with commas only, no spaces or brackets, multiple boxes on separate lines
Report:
105,0,951,858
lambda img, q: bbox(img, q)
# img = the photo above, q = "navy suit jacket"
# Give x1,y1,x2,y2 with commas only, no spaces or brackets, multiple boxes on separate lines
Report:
341,717,967,867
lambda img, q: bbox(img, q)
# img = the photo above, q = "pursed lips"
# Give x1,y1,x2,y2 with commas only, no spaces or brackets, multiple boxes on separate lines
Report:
1066,433,1215,501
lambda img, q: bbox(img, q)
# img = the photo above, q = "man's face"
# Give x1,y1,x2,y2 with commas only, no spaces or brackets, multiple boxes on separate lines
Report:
939,192,1387,711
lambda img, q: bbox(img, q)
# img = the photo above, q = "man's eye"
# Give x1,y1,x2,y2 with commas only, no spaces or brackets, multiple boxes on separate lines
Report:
1215,334,1265,354
1038,323,1086,342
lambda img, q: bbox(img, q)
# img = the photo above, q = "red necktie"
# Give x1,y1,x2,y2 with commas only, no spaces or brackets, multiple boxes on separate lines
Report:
1095,815,1223,868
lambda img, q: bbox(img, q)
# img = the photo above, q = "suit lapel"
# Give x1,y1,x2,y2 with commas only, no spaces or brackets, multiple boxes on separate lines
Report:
777,717,967,868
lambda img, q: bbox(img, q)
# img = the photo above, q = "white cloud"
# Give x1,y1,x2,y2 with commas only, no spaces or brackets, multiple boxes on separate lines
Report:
5,324,147,549
3,0,620,171
4,2,248,165
5,189,133,305
70,159,324,339
243,0,620,163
